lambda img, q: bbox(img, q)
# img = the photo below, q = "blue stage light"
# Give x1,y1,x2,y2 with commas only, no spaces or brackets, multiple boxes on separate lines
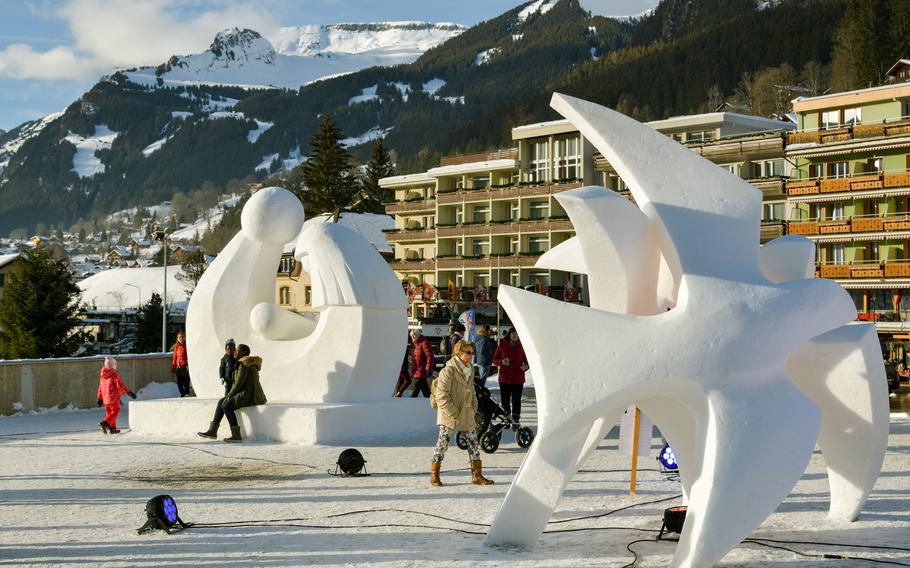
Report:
659,443,678,471
138,495,188,534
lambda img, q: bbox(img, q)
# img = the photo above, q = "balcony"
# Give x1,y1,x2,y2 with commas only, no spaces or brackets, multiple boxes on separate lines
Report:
816,260,910,279
760,221,785,242
385,198,436,214
788,117,910,146
435,252,544,270
435,217,575,239
439,147,518,167
389,259,435,272
384,228,436,242
437,180,584,204
788,211,910,237
785,171,910,196
437,285,584,304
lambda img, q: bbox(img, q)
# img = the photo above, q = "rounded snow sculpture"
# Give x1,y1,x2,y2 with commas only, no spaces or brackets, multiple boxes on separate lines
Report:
484,94,888,567
185,186,408,403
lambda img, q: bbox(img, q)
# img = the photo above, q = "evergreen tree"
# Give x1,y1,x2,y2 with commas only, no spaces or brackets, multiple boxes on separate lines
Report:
0,246,83,359
301,114,357,222
357,139,395,214
176,250,207,294
134,293,163,354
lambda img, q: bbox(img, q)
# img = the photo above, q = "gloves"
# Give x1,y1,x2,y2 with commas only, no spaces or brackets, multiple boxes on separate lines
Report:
128,391,137,400
97,398,103,407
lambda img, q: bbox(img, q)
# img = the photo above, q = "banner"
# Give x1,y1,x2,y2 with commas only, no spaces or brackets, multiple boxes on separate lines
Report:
459,308,476,342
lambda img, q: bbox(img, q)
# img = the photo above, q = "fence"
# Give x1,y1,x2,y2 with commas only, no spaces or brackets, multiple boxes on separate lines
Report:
0,353,172,415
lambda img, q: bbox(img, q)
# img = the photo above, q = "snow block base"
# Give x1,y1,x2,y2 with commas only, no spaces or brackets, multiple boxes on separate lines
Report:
128,398,437,444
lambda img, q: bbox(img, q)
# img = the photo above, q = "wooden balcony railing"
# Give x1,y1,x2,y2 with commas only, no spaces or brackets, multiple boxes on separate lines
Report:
388,259,435,271
788,117,910,145
785,171,910,196
788,212,910,236
434,217,574,239
385,198,436,214
437,180,584,204
439,147,518,167
816,260,910,279
760,221,785,242
384,229,436,242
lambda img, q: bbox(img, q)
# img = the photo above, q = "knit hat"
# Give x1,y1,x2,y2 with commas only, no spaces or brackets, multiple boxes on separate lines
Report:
225,338,236,348
104,356,117,370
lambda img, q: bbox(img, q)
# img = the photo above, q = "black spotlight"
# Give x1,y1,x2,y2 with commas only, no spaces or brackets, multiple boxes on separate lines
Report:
657,505,688,541
137,495,189,535
331,448,368,477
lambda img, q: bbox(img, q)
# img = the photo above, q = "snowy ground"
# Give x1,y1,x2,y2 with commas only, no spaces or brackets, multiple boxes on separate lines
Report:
1,391,910,567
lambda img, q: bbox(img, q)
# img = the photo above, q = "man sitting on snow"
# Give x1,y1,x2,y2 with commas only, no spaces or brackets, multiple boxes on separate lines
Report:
197,343,266,443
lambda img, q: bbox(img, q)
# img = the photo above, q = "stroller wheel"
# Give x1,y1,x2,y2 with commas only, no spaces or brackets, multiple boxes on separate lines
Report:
455,432,469,450
480,430,500,453
516,427,535,448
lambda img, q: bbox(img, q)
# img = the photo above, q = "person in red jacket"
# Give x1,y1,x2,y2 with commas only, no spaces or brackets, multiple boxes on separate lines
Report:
409,328,435,398
97,356,136,434
492,327,529,427
171,330,192,397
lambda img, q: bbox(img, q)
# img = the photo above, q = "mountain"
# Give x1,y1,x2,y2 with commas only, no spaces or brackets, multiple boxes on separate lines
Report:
0,0,855,234
124,23,465,90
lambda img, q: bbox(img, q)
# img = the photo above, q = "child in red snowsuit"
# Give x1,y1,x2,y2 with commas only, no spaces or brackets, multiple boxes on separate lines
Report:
97,356,136,434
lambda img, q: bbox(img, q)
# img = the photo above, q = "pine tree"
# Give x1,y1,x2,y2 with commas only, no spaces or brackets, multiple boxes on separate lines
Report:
176,250,207,294
0,246,83,359
357,139,395,214
134,293,163,354
301,114,357,222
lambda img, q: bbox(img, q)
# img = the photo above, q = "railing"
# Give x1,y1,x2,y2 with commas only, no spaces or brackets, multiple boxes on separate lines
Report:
816,259,910,279
786,170,910,196
384,228,436,242
788,116,910,145
439,147,518,167
436,285,583,304
388,259,435,271
437,180,584,204
385,198,436,213
788,211,910,236
760,221,785,242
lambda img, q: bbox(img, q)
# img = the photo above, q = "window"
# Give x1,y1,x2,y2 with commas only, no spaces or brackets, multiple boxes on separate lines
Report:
475,274,490,287
831,203,845,220
828,161,849,178
723,163,739,176
868,200,880,215
528,236,549,253
529,140,549,182
304,286,312,305
870,242,880,260
279,286,291,305
528,201,549,220
687,129,715,142
832,243,845,264
843,107,862,126
278,256,296,274
529,271,550,286
821,110,839,130
752,159,785,178
455,241,464,256
510,271,521,286
866,157,883,173
472,205,490,223
554,136,580,180
455,206,463,225
472,239,490,256
510,237,519,254
808,163,824,179
472,176,490,189
509,202,519,220
762,202,785,221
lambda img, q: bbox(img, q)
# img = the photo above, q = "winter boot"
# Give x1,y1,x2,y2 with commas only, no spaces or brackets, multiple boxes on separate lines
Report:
223,426,243,443
471,460,494,485
108,428,121,434
197,422,219,439
430,462,443,487
99,421,110,434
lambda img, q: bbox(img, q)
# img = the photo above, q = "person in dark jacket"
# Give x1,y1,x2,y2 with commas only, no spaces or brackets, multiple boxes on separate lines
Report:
198,344,267,443
474,326,494,383
219,338,237,396
492,328,529,427
410,329,435,398
394,341,412,397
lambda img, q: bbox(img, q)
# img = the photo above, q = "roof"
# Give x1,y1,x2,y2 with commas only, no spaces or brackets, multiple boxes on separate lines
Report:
426,158,518,177
0,253,21,269
886,59,910,78
645,112,793,133
379,172,435,188
283,211,394,255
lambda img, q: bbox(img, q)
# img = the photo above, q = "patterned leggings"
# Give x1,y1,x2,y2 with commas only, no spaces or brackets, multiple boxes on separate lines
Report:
432,425,480,463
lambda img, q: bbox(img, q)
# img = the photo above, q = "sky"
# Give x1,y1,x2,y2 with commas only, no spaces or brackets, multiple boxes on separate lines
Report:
0,0,659,132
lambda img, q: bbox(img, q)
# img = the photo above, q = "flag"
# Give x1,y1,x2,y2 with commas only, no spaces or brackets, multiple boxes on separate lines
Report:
536,278,547,295
448,278,458,302
564,277,578,302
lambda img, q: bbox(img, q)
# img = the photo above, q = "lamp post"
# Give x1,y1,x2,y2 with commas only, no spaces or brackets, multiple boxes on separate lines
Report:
124,283,141,307
153,223,170,353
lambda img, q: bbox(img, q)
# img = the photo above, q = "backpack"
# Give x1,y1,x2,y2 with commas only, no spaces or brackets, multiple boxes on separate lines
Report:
429,377,438,409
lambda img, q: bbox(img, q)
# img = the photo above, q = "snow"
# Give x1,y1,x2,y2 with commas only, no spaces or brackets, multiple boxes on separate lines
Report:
517,0,558,22
349,84,379,105
295,211,394,254
579,0,659,19
171,111,193,120
0,110,64,165
77,266,193,313
61,124,119,178
475,48,501,65
255,152,280,172
246,119,273,143
206,110,246,121
273,22,465,58
141,136,172,157
440,96,465,105
282,146,305,170
423,78,446,95
1,403,909,567
341,126,393,148
590,46,598,60
390,81,411,101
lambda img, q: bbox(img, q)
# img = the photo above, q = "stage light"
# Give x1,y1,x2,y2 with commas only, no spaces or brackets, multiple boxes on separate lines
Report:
332,448,368,477
137,495,189,534
657,505,688,541
658,443,678,471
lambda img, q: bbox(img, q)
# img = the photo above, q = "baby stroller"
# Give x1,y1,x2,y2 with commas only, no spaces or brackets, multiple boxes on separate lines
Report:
456,379,534,453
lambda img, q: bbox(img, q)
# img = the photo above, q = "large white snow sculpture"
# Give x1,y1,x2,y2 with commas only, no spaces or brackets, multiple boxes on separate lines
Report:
485,93,888,567
185,186,408,403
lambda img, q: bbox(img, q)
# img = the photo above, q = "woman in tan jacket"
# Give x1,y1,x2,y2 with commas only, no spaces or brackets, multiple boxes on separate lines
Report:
430,339,494,486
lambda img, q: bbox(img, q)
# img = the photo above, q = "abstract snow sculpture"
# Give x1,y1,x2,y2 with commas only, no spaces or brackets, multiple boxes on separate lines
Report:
484,94,884,567
185,186,408,403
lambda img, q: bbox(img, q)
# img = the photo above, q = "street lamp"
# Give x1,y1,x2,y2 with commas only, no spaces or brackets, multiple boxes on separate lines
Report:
152,223,170,353
125,283,141,307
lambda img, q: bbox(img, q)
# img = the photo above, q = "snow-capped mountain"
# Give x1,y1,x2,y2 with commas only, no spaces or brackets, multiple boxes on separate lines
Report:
122,23,464,90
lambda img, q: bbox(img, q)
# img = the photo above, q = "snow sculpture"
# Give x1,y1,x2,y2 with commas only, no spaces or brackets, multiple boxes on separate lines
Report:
185,186,408,403
485,94,888,567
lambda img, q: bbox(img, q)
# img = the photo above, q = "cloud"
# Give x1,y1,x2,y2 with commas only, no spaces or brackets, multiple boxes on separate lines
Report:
0,0,279,81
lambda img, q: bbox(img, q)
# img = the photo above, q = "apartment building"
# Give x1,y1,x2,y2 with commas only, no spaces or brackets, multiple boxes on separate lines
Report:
383,111,792,322
785,68,910,354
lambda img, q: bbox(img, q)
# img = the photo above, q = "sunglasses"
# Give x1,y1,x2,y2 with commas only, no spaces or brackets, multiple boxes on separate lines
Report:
461,350,475,355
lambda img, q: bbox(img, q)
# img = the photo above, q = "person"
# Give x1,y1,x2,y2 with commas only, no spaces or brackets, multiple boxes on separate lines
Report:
409,329,435,398
430,339,494,487
219,338,238,396
197,344,266,442
393,343,412,397
171,331,192,397
439,323,465,357
97,356,136,434
474,326,494,383
492,328,529,428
